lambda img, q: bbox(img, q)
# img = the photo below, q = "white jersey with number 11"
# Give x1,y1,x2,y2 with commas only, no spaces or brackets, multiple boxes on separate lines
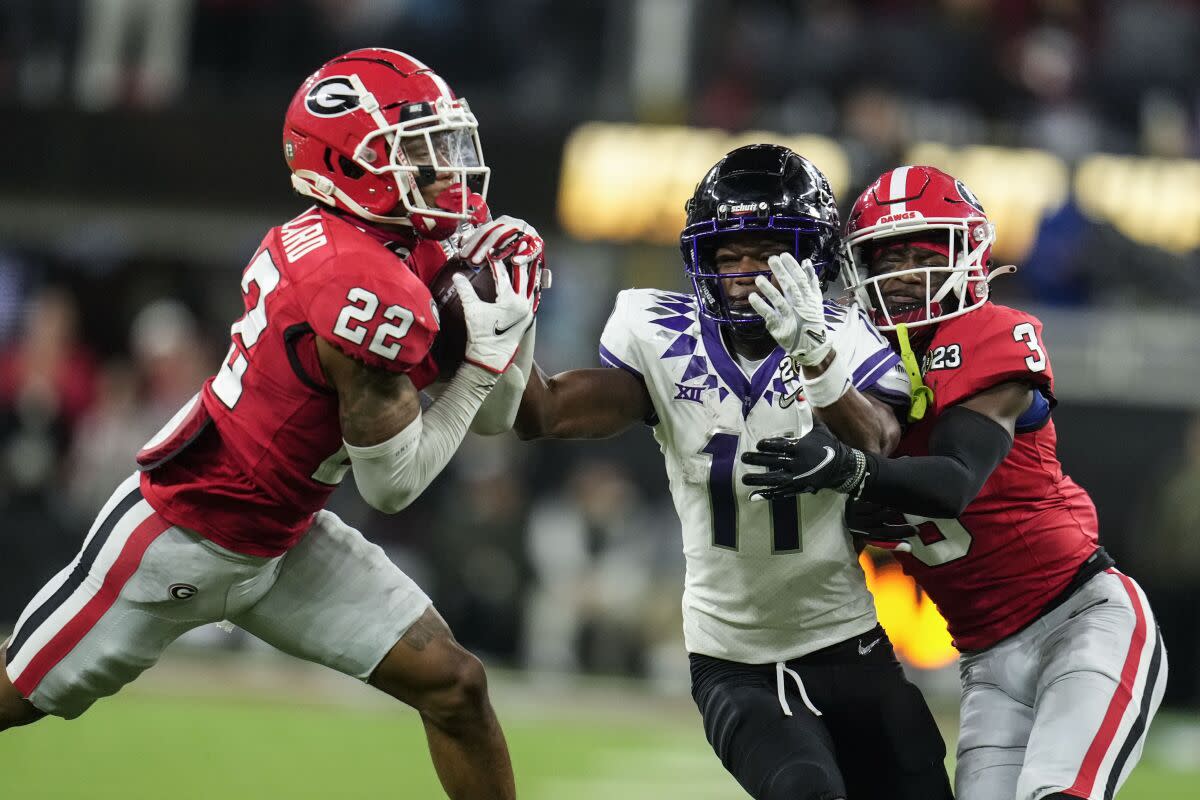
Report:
599,288,909,663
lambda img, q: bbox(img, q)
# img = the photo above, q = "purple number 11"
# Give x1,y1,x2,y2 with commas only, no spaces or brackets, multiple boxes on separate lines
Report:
702,432,801,553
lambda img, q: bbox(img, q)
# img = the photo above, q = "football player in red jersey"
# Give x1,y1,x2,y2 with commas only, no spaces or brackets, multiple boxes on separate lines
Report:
0,49,542,800
741,166,1167,800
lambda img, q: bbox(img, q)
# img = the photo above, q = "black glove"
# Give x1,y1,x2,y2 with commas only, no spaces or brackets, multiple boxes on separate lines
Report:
845,498,918,552
741,423,868,501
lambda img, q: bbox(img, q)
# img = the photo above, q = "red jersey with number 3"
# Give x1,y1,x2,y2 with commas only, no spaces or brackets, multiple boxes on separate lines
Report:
138,207,440,557
891,302,1099,651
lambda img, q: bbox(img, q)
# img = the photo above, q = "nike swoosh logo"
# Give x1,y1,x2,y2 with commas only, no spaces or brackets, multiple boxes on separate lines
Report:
858,636,882,656
777,388,804,408
794,446,835,479
493,319,522,335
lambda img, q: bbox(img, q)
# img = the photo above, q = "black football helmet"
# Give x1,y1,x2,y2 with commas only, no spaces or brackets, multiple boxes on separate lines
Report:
680,144,841,330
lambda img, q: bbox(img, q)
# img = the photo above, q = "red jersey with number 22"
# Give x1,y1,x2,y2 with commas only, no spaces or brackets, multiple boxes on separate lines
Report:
138,208,440,557
892,303,1099,651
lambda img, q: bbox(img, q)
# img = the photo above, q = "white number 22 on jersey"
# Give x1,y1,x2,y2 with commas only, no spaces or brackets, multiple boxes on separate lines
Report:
332,287,415,360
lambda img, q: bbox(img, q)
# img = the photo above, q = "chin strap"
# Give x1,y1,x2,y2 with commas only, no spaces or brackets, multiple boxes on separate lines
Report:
895,323,933,422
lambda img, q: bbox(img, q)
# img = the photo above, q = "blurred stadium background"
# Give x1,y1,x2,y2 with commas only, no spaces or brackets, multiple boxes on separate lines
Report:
0,0,1198,796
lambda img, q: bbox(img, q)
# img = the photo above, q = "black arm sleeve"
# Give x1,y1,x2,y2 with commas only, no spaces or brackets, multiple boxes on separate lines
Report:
858,406,1013,518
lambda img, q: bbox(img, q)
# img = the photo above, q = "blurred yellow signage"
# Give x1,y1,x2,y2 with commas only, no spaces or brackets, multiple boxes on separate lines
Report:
1076,154,1200,254
557,123,848,246
559,122,1200,258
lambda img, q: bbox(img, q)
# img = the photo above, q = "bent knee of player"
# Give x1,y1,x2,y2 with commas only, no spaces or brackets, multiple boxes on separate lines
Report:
370,608,494,731
415,650,491,732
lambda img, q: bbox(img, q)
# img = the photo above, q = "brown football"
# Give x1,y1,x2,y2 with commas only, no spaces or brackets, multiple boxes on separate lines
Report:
428,256,497,377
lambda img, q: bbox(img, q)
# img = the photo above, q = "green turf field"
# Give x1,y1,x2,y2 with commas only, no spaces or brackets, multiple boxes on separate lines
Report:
1,656,1194,799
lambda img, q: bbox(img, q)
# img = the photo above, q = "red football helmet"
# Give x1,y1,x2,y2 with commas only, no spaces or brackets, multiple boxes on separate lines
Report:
282,48,490,236
843,166,996,329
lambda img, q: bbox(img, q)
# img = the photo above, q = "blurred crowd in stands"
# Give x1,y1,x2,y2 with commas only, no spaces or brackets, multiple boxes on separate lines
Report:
0,0,1198,709
2,1,1198,160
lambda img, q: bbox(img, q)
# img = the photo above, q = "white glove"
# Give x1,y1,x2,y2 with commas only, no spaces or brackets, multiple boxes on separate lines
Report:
453,261,534,374
748,253,832,366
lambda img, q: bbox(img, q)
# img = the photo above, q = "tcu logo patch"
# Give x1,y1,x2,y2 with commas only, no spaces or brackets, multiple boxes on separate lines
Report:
169,583,198,600
305,76,361,117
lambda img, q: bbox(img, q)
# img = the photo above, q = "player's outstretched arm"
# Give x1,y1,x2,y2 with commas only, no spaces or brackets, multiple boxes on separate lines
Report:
514,362,653,440
852,381,1031,517
742,381,1033,517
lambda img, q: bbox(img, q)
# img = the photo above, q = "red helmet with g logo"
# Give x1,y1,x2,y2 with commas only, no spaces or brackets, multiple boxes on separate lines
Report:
282,48,489,236
843,165,995,329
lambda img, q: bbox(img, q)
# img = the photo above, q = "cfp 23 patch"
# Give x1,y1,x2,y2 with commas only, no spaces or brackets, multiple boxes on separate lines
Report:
923,343,962,372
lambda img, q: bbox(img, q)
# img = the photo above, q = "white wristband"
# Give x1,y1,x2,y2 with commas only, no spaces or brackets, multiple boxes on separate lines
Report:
802,348,853,408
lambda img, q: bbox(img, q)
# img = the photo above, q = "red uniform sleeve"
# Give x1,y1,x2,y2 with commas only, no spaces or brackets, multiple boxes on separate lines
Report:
296,249,441,386
933,305,1054,408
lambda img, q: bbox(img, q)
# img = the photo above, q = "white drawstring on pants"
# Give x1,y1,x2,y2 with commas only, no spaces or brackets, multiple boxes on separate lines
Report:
775,661,823,717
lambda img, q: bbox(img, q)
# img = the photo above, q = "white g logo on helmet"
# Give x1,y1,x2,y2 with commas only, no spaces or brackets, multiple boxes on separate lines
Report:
305,77,361,117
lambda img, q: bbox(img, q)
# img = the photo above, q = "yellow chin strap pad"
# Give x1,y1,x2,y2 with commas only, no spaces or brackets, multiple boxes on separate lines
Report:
895,323,934,422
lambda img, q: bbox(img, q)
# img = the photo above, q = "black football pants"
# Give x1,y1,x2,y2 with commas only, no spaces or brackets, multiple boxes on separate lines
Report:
690,625,954,800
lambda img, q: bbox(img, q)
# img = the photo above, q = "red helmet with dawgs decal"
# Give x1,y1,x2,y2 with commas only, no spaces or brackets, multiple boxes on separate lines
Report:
282,48,490,237
843,165,996,329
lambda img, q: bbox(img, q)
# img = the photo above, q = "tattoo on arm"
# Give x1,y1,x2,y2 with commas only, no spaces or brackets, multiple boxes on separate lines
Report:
338,365,418,445
317,336,420,446
402,611,446,652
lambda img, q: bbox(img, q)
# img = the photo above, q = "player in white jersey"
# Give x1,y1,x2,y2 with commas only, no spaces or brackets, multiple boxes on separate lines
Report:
516,145,952,800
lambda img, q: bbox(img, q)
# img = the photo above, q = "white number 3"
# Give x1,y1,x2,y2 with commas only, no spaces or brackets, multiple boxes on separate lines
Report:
1013,322,1046,372
332,288,414,361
